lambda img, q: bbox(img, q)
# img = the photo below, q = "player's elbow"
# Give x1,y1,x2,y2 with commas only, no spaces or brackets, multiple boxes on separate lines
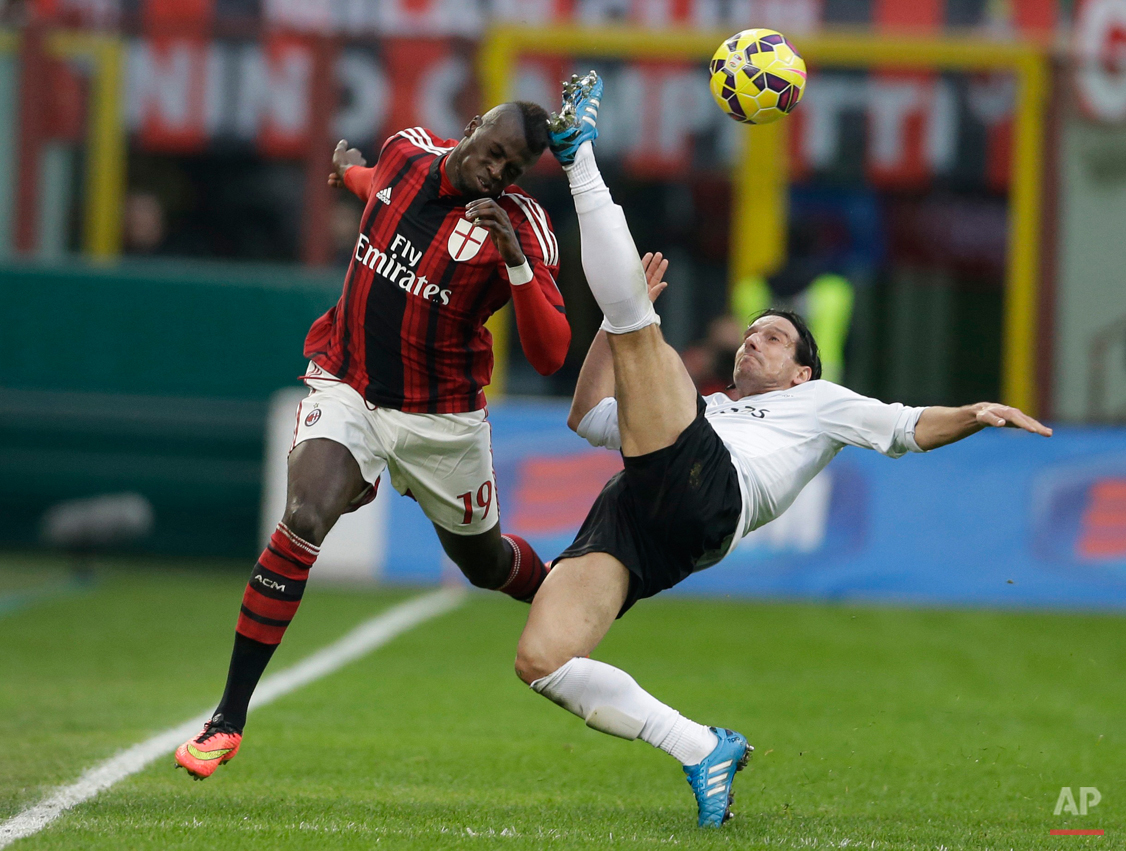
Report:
530,332,570,377
567,397,597,433
533,348,568,377
566,406,584,434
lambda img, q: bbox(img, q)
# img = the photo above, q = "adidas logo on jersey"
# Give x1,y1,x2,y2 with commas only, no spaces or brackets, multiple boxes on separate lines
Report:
375,186,393,205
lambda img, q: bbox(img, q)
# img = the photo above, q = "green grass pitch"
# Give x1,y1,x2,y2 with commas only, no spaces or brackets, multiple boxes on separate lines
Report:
0,554,1121,849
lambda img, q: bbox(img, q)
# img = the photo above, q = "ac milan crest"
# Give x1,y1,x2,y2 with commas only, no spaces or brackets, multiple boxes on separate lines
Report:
304,408,322,427
448,217,490,262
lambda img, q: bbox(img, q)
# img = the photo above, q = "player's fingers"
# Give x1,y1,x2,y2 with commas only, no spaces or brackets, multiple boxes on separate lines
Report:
471,209,509,226
649,281,668,302
471,214,506,231
335,140,347,152
643,254,666,284
642,251,653,265
1009,410,1053,436
994,406,1026,428
976,408,1006,428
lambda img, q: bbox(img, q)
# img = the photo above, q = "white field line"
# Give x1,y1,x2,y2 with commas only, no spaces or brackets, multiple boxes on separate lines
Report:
0,586,466,849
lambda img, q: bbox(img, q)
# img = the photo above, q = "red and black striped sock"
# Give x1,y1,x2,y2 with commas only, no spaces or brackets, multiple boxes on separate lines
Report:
215,523,320,730
497,534,550,603
236,522,319,644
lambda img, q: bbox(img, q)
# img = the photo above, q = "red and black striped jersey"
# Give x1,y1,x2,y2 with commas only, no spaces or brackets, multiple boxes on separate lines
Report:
304,127,568,414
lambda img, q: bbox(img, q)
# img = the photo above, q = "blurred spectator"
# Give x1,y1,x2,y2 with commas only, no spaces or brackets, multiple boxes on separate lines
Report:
122,191,166,255
330,195,364,267
682,315,743,396
801,272,853,384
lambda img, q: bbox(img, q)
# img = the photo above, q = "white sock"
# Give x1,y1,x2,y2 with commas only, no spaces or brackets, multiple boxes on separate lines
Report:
562,140,608,204
562,143,660,335
531,657,718,766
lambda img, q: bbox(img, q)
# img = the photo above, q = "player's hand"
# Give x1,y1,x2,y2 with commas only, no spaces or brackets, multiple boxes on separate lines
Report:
327,140,366,188
974,402,1053,436
642,252,669,303
464,199,524,267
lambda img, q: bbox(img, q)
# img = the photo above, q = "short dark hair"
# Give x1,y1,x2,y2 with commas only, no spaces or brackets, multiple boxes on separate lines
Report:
751,308,822,380
512,101,551,155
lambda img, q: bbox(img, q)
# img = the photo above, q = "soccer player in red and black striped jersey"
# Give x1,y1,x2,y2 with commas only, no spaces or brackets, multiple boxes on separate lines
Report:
175,102,570,779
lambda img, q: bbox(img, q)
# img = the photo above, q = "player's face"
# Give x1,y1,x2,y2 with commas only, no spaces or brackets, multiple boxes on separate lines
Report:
451,110,540,198
732,316,812,395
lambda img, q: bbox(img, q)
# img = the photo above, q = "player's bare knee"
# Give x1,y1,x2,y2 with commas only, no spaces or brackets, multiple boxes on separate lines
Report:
281,500,331,547
514,639,566,685
514,651,552,686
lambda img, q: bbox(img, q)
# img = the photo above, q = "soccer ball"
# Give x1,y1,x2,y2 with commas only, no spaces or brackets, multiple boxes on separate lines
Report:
708,28,807,125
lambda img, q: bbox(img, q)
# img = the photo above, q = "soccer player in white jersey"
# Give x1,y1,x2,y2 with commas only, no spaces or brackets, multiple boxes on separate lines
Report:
520,72,1053,828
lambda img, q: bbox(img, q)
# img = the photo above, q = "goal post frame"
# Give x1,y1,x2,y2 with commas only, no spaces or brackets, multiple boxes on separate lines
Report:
479,25,1048,415
0,29,126,260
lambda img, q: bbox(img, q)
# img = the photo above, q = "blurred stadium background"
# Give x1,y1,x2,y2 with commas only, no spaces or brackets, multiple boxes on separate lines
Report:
3,0,1126,601
0,0,1124,845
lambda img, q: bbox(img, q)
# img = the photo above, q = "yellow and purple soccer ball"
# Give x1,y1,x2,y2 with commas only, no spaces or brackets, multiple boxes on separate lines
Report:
709,28,807,125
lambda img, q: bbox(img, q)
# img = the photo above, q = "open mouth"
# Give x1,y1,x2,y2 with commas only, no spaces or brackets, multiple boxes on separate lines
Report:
476,174,492,194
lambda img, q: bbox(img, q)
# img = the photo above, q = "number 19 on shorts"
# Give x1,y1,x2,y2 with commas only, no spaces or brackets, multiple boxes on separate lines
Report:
458,480,494,525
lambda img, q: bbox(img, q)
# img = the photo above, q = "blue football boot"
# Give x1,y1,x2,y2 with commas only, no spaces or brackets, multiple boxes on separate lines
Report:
683,727,752,828
548,70,602,166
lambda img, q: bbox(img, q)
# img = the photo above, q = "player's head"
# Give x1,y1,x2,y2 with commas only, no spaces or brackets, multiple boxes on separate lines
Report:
447,102,550,198
732,309,821,395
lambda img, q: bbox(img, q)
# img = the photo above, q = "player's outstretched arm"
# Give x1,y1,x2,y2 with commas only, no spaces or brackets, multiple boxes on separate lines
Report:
567,252,669,432
914,402,1052,450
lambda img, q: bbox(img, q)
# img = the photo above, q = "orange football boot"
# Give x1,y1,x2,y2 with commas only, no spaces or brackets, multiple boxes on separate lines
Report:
174,714,242,780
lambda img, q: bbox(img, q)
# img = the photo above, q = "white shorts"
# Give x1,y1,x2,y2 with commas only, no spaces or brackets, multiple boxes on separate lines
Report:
292,363,499,535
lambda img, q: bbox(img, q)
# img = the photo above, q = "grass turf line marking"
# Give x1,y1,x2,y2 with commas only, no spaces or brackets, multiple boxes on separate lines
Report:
0,586,466,849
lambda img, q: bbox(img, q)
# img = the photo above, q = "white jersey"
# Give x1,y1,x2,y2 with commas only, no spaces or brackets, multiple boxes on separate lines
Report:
576,380,926,554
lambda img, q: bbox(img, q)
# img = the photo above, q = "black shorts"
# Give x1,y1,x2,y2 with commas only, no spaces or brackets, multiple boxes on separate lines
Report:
557,396,743,615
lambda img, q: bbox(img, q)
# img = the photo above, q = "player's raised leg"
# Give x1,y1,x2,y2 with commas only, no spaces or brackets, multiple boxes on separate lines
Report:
549,73,698,458
175,438,367,779
515,553,751,827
